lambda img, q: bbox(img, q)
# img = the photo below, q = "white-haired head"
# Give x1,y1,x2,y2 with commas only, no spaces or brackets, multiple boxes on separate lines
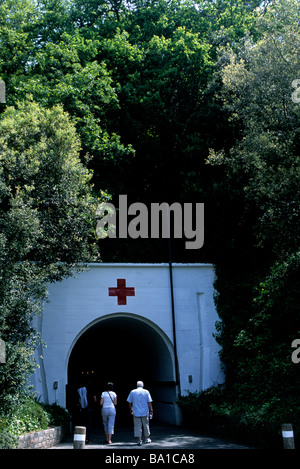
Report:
137,381,144,388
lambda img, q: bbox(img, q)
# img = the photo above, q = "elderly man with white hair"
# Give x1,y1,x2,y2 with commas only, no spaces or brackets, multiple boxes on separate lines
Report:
127,380,153,445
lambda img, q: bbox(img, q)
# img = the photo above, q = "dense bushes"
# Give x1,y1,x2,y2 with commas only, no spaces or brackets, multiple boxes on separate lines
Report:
178,388,300,448
0,398,69,449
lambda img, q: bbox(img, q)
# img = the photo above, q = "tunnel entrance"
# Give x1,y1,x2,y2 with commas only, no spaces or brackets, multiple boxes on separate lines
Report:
67,314,179,426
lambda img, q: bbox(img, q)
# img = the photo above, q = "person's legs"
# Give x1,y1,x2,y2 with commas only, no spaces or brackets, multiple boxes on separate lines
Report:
141,415,151,440
133,415,143,444
86,407,93,442
101,408,109,442
107,409,116,444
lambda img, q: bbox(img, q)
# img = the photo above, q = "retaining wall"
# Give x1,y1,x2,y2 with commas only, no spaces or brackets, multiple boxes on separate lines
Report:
18,426,65,449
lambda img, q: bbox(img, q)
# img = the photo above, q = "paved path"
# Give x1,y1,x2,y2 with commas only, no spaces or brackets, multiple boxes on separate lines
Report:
51,423,256,449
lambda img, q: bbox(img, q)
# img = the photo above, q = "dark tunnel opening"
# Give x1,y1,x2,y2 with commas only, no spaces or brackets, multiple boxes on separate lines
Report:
67,315,177,426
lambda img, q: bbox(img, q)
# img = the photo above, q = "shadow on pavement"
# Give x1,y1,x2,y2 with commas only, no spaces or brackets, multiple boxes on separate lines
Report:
52,423,256,449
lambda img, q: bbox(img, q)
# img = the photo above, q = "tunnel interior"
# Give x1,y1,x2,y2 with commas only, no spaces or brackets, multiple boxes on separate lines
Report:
67,315,176,425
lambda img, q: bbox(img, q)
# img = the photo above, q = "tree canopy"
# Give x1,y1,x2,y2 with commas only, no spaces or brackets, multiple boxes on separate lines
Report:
0,100,98,412
0,0,299,437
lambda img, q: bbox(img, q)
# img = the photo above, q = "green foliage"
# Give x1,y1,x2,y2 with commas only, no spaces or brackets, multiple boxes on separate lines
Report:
206,0,300,439
178,388,225,425
5,398,50,438
210,0,300,258
42,402,70,427
0,397,70,449
178,387,300,447
0,100,98,414
0,0,39,77
232,253,300,399
1,0,259,208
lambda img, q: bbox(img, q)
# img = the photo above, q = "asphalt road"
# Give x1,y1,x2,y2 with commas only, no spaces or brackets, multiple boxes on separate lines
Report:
51,423,256,450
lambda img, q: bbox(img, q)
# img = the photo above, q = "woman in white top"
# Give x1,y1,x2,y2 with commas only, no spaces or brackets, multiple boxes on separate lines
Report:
100,382,117,444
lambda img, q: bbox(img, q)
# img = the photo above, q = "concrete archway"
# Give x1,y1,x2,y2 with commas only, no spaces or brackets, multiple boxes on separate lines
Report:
67,313,180,425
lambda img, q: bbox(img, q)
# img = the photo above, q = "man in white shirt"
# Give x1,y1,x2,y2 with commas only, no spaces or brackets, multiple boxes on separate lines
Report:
127,381,153,445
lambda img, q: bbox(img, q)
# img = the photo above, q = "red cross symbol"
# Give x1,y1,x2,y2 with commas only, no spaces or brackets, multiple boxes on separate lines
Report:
108,279,135,305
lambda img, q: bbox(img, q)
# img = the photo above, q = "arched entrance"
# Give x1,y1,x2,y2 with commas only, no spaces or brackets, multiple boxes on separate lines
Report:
67,314,180,425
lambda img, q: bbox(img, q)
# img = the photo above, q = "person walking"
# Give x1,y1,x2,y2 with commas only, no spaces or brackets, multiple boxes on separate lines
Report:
127,380,153,445
77,384,95,443
100,382,117,444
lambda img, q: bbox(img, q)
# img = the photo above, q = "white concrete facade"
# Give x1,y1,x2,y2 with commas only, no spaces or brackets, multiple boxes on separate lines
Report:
32,263,224,425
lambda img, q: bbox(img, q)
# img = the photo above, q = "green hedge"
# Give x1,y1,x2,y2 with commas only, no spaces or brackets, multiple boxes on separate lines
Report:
0,398,70,449
177,387,300,448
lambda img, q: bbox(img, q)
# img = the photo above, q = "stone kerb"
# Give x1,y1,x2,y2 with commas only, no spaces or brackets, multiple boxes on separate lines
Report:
18,425,65,449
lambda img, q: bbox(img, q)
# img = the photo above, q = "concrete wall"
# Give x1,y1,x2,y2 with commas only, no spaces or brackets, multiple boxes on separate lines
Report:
31,263,224,424
18,426,65,449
